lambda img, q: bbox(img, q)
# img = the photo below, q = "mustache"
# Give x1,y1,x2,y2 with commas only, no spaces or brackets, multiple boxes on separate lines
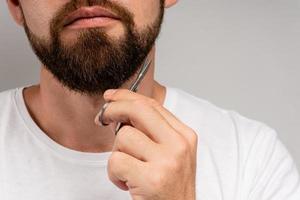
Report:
50,0,134,32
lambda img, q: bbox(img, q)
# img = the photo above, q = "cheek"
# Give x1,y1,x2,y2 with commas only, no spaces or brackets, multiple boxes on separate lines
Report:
20,1,67,39
112,0,161,30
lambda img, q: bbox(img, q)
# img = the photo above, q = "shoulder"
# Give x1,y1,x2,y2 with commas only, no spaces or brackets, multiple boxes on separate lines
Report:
165,87,284,162
165,87,269,137
168,87,300,198
0,87,21,122
0,88,17,108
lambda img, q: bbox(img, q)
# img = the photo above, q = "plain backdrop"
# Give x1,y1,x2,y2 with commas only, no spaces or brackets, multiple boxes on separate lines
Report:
1,0,300,169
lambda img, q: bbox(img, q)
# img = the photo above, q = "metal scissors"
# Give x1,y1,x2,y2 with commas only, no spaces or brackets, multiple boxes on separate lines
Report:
96,57,152,135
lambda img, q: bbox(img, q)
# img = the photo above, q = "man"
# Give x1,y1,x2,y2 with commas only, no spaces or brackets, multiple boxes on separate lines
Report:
1,0,299,199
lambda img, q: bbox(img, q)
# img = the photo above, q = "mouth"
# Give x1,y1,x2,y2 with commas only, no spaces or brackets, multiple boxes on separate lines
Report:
63,6,121,28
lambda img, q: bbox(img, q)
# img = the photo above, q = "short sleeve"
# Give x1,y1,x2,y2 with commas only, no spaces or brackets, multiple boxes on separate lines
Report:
242,127,300,200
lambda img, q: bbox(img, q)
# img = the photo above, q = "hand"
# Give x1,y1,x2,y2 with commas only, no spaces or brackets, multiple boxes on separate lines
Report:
99,89,198,200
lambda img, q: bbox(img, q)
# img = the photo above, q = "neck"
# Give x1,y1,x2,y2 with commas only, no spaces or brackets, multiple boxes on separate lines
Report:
23,48,166,153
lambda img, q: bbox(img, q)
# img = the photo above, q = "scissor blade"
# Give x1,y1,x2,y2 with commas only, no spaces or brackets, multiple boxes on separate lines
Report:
130,59,152,92
115,58,152,135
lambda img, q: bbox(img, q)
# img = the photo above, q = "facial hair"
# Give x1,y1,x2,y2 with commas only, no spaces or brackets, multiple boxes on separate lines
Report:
22,0,164,95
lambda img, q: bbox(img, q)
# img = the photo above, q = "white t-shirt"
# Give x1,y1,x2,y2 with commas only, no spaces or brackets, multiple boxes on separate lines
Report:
0,86,299,200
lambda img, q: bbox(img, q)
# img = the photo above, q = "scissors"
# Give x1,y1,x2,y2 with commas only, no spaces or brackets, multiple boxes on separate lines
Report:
96,57,152,135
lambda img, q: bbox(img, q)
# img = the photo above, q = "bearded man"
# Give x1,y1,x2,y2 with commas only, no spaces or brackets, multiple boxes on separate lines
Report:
1,0,300,199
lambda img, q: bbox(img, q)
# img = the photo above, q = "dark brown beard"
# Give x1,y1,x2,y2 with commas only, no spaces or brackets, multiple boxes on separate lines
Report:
22,0,164,96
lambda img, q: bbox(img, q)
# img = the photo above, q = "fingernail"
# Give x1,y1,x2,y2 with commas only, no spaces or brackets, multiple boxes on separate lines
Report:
104,89,116,98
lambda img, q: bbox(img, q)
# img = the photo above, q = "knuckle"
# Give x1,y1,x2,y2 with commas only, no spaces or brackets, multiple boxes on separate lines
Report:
108,152,129,178
175,139,190,158
108,152,119,172
159,149,182,172
107,152,125,180
163,158,181,173
188,128,198,145
149,172,166,190
109,89,121,99
148,98,160,108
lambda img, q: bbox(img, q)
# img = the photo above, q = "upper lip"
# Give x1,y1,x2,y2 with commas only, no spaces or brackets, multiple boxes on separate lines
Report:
63,6,120,26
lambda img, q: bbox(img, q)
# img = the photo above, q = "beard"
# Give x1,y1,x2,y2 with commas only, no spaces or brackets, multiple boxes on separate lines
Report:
22,0,164,96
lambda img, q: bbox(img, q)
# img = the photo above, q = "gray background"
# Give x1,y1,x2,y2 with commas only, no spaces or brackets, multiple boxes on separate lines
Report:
1,0,300,169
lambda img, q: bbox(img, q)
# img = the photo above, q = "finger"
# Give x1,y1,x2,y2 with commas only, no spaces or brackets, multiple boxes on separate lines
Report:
98,99,179,144
154,105,198,146
112,125,160,162
104,89,197,143
107,151,147,190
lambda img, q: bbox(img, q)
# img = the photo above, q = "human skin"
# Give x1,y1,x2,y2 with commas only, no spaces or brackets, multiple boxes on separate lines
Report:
7,0,198,199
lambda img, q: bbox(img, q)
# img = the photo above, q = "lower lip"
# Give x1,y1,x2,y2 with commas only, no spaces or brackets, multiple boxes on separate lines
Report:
65,17,119,29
